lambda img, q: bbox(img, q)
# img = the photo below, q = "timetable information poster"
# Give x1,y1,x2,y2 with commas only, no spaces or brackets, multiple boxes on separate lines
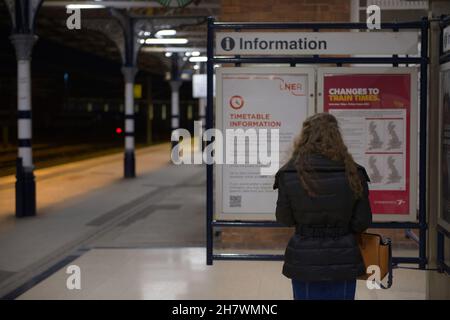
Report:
216,68,314,221
320,69,418,222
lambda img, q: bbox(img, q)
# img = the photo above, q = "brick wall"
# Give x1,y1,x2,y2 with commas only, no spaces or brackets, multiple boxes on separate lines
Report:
216,227,294,250
220,0,350,22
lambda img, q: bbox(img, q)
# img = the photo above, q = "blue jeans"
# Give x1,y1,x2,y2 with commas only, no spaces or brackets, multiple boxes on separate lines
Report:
292,279,356,300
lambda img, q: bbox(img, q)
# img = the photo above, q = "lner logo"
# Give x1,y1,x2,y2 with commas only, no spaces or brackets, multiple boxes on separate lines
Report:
221,37,235,51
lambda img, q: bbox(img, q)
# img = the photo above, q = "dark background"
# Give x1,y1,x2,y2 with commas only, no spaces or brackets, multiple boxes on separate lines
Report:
0,3,199,175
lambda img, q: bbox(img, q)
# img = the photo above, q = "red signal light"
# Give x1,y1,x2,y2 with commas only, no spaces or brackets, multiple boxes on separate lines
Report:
116,127,123,134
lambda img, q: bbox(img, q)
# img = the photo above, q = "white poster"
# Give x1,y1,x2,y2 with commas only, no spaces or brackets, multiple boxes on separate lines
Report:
216,67,315,221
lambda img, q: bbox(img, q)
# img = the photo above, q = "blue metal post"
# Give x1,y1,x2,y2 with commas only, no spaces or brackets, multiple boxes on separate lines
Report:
206,16,215,266
418,18,429,269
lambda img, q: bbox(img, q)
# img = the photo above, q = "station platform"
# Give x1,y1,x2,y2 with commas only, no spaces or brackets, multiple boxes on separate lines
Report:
0,144,427,299
16,248,426,300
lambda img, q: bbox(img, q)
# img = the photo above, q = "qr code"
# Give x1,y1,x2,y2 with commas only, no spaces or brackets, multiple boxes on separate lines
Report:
229,195,242,208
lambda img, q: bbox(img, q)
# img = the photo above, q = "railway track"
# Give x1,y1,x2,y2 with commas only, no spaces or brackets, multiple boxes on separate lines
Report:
0,143,123,176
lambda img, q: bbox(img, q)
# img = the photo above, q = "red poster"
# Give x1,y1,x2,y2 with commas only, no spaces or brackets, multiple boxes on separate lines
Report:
323,73,412,217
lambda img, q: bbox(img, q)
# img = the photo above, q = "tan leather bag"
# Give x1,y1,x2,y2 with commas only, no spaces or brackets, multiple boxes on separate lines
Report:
357,233,393,289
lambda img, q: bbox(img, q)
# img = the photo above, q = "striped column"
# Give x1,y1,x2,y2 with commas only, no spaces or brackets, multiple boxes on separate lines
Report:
10,34,37,217
122,66,138,178
170,80,182,148
17,60,32,167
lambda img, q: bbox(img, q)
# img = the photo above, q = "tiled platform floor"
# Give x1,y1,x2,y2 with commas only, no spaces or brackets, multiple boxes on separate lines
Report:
18,248,426,300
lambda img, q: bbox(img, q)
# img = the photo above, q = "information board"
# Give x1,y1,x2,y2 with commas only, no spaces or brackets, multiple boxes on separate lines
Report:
318,67,418,222
215,67,315,221
439,62,450,233
216,32,418,56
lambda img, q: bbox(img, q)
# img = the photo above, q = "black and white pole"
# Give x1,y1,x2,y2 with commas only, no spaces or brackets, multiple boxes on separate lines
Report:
170,53,182,148
122,66,137,178
6,0,42,217
11,34,37,218
170,80,182,148
105,9,143,178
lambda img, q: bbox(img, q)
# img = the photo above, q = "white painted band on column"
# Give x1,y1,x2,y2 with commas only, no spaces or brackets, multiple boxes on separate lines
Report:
18,147,32,167
171,89,179,129
18,119,31,139
125,82,134,115
125,119,134,132
171,117,179,128
18,60,31,111
125,136,134,151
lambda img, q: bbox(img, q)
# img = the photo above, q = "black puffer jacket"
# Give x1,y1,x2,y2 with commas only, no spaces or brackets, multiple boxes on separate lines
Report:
273,154,372,282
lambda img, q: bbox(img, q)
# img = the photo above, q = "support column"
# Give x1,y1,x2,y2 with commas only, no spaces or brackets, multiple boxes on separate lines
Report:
170,80,182,148
122,66,138,178
11,34,37,218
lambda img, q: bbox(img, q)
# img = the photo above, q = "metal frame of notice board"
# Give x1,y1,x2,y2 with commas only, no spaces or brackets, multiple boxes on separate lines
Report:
437,15,450,275
206,17,429,268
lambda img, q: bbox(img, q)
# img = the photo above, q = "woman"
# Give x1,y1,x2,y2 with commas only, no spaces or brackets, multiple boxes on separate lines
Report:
273,113,372,300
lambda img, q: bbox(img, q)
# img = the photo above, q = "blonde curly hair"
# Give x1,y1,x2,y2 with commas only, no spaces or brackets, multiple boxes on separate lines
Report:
291,113,363,198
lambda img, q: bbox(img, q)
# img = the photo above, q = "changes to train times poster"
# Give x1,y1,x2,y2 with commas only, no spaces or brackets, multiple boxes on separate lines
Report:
318,68,418,222
216,67,315,221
